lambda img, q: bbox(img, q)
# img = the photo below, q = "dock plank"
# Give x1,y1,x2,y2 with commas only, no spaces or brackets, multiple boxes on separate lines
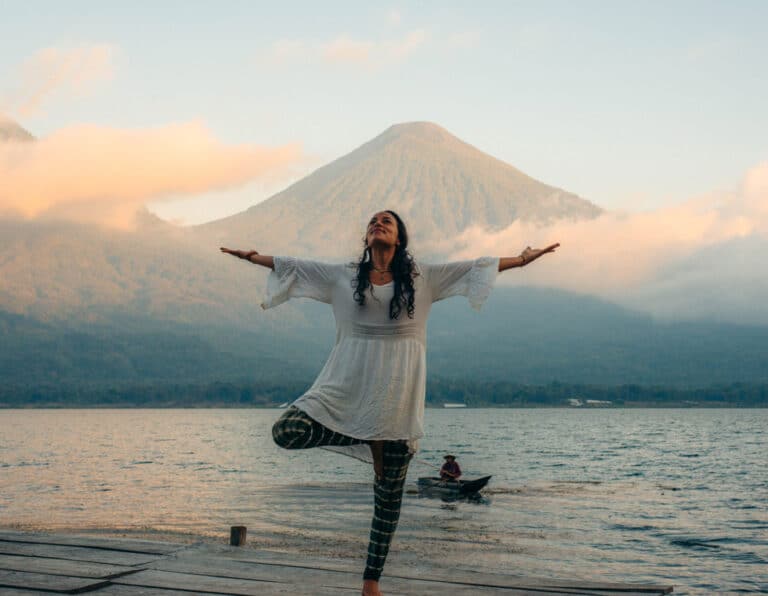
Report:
113,567,575,595
114,568,360,595
0,541,161,567
0,532,181,555
89,585,231,595
174,546,672,594
0,569,110,592
141,554,620,595
0,553,130,578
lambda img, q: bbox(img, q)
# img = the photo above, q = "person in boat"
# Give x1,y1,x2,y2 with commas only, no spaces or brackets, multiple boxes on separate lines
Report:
440,454,462,481
221,210,558,596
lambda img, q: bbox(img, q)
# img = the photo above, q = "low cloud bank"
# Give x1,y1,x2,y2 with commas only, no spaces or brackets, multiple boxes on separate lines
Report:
448,162,768,322
0,121,301,228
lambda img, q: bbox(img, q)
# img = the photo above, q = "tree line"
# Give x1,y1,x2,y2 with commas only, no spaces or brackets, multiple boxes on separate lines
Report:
1,379,766,407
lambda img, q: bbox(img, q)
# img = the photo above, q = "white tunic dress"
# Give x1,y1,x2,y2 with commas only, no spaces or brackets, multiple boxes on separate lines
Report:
261,256,499,462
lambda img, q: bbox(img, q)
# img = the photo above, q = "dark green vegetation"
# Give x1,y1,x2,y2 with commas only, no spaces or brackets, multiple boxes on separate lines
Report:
3,287,767,388
2,379,766,408
426,379,768,407
3,285,767,407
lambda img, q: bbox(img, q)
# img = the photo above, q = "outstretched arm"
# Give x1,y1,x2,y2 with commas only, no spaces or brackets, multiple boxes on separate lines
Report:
498,243,560,272
220,247,274,270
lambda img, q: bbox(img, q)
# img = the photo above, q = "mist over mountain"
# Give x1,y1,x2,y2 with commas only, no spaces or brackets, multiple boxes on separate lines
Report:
201,122,601,256
621,234,768,324
0,116,34,143
3,286,767,395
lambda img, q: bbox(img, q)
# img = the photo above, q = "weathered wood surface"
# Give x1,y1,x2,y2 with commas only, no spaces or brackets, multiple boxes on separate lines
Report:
133,556,574,595
0,531,181,555
183,545,673,594
113,569,360,595
0,540,161,566
0,553,131,578
84,586,231,595
0,531,674,595
0,568,110,592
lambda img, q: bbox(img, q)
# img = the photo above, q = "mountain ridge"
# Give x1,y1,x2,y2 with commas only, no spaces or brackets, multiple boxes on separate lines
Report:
200,121,601,256
0,115,35,142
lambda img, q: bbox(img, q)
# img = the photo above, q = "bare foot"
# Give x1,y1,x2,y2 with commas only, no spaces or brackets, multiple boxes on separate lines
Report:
362,579,382,596
369,441,384,480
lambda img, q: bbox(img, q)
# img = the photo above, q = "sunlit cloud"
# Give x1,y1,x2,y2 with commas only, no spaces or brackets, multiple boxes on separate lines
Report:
446,163,767,298
0,121,302,229
1,44,115,118
739,161,768,223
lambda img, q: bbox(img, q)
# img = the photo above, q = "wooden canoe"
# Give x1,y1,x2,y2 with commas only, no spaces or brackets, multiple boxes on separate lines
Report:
417,475,492,499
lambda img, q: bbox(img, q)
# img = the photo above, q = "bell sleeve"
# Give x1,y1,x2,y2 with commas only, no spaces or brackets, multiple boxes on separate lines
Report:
423,257,500,311
261,256,339,309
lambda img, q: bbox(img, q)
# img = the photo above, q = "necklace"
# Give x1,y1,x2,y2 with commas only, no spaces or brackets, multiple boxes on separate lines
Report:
373,266,391,273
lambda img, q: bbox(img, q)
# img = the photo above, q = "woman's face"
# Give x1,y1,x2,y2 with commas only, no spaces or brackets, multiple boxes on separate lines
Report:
366,211,399,248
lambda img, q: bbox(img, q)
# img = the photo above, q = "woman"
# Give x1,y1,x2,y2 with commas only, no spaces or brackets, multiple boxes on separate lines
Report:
221,210,558,596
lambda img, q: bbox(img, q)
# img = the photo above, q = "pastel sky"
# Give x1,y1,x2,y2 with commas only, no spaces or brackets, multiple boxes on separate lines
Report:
2,0,767,225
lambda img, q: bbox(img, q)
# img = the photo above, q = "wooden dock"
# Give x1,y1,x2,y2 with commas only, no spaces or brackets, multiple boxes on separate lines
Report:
0,531,673,595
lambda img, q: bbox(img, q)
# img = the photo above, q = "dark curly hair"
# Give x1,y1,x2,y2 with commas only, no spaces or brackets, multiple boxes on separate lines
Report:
353,210,418,319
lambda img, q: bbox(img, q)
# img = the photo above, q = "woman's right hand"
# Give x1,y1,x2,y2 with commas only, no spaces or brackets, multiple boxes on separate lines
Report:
220,248,274,269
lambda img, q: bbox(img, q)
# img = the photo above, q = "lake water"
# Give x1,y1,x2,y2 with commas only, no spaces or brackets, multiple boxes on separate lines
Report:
0,408,766,594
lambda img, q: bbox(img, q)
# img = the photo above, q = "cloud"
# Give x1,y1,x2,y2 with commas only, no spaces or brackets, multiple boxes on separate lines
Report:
441,162,768,323
0,121,302,229
2,44,115,118
740,161,768,223
261,30,427,69
622,233,768,324
446,163,767,299
322,36,375,64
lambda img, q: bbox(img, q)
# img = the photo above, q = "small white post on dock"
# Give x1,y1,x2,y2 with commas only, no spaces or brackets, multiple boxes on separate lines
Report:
229,525,247,546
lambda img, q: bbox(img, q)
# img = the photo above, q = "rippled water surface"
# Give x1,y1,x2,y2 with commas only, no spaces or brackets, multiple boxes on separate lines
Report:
1,408,766,594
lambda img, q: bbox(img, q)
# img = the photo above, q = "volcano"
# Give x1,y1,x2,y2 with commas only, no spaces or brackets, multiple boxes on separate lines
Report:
201,121,600,256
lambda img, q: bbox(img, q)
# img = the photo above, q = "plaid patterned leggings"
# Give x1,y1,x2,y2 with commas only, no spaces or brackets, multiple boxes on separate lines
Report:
272,406,412,581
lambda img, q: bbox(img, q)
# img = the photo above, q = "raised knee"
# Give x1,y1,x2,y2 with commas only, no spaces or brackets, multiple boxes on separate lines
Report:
272,420,291,448
272,413,314,449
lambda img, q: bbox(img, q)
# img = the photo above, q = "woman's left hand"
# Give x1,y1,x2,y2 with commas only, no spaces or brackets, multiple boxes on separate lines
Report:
521,243,560,264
